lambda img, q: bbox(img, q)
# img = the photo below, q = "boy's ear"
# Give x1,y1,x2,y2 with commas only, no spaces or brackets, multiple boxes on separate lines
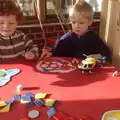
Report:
88,20,93,26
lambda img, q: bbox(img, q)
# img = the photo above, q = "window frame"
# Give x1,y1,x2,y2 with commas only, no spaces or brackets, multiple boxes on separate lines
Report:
21,0,101,25
21,0,45,25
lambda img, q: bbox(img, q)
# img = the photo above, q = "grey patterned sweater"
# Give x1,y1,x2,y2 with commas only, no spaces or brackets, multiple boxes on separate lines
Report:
0,30,39,63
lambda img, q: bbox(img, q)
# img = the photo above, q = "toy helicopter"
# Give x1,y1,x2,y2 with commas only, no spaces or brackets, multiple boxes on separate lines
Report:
78,54,107,74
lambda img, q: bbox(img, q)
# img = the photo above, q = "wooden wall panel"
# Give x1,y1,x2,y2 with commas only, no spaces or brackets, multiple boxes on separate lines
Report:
100,0,120,68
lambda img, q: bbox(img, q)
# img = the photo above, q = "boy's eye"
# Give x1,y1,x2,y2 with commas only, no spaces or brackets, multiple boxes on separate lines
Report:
9,22,15,24
71,21,84,24
72,21,76,24
79,22,84,24
0,22,15,25
0,22,4,24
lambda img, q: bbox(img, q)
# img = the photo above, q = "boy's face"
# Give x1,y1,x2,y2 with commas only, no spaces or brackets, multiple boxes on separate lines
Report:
70,14,92,36
0,14,17,37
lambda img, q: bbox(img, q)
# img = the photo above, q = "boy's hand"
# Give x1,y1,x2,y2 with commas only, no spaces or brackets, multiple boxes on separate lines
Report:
88,54,102,60
39,50,52,60
24,51,36,60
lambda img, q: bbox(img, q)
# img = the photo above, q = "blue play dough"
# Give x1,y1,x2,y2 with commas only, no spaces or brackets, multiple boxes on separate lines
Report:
34,99,44,106
6,69,20,76
6,99,14,104
14,94,21,101
26,101,35,108
47,107,56,118
21,95,31,102
25,92,35,97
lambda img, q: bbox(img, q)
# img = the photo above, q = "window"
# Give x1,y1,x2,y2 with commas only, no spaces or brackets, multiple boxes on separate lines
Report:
18,0,35,16
18,0,102,23
46,0,75,15
46,0,102,15
86,0,102,12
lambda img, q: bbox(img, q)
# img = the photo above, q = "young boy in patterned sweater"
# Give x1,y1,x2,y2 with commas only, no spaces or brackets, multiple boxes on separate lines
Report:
0,0,39,63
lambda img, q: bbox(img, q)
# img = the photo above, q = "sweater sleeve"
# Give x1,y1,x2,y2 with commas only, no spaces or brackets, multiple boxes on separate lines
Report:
53,38,67,56
91,31,112,60
53,32,74,57
23,34,39,58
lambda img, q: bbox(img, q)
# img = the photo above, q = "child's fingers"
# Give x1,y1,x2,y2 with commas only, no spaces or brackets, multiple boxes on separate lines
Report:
26,56,33,60
22,53,25,57
72,58,79,64
39,52,52,60
40,54,49,60
44,53,52,59
39,52,46,60
24,52,35,60
45,52,52,58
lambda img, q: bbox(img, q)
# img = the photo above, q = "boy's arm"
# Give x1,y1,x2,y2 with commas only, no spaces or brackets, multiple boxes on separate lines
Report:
39,49,52,60
40,32,74,59
88,54,102,59
52,36,69,57
39,37,66,60
92,32,112,61
23,34,39,58
98,38,111,61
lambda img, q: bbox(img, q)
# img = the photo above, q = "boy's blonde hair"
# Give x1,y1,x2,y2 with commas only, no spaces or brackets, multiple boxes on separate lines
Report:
69,0,93,21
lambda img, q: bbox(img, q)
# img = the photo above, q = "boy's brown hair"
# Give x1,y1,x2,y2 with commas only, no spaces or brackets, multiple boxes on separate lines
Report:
69,0,93,21
0,0,23,24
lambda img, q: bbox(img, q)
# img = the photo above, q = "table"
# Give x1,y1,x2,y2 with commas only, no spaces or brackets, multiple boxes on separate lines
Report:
0,57,120,120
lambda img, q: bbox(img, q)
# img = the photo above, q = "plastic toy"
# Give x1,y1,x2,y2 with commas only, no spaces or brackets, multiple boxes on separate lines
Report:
96,56,108,67
0,101,7,107
112,71,119,76
0,69,20,86
102,110,120,120
34,99,44,106
0,104,11,113
28,110,39,119
47,107,56,118
78,56,97,74
16,84,23,93
36,57,76,73
78,54,108,74
0,91,79,119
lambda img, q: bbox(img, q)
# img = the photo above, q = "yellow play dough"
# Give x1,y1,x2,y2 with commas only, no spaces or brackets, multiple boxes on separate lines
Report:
0,104,11,112
35,93,47,99
45,99,56,106
0,101,7,107
0,72,5,77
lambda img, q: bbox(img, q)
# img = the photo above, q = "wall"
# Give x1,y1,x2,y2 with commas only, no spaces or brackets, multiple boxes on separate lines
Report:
99,0,117,48
17,21,100,49
99,0,120,68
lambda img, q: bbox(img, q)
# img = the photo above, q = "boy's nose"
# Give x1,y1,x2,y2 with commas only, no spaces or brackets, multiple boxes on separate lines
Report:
3,23,10,28
75,23,79,27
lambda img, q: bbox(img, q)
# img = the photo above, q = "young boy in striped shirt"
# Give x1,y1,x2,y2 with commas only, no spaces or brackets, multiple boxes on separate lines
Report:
0,0,39,63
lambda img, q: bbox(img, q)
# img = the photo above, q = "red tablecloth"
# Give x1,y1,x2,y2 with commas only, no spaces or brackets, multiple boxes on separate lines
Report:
0,58,120,120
